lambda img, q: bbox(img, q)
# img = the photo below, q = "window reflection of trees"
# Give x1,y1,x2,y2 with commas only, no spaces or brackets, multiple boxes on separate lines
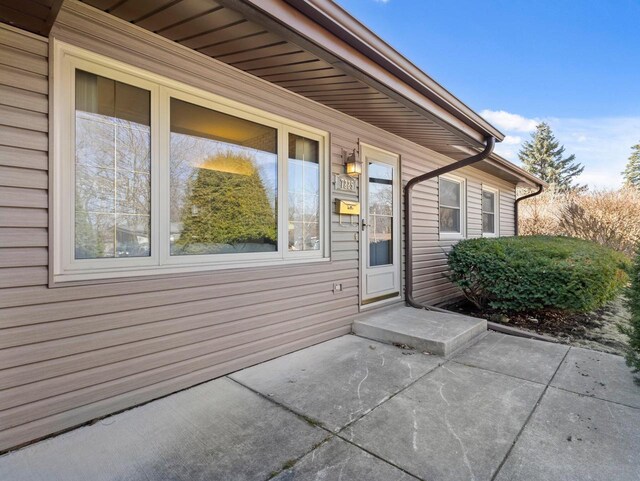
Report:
368,164,393,266
75,112,151,259
439,179,461,233
288,134,320,252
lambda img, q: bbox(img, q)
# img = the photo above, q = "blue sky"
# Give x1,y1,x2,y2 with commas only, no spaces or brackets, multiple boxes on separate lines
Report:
336,0,640,188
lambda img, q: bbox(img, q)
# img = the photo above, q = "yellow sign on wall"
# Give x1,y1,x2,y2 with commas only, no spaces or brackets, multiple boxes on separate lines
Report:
335,199,360,215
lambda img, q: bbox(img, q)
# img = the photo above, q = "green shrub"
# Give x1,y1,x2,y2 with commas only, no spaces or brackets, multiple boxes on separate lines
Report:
447,236,629,313
619,244,640,375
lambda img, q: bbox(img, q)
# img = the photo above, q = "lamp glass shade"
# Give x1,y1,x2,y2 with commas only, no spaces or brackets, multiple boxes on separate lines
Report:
345,154,362,176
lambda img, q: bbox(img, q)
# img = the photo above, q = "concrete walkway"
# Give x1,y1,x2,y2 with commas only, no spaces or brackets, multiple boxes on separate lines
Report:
1,333,639,481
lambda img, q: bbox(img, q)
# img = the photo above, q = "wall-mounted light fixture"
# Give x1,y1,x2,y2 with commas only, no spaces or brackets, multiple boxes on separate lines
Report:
344,148,362,176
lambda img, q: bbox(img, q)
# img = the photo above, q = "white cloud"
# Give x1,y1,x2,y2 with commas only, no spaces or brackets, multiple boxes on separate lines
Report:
494,143,520,162
502,135,522,145
480,110,538,133
482,110,640,189
576,169,625,189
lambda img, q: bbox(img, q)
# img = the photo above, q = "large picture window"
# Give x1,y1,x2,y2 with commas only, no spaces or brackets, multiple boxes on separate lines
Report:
169,98,278,256
54,43,328,282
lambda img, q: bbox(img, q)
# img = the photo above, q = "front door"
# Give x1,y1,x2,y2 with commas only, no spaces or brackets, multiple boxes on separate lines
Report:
360,144,400,305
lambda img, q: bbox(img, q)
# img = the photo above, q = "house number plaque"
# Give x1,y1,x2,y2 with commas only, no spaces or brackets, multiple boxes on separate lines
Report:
333,173,358,194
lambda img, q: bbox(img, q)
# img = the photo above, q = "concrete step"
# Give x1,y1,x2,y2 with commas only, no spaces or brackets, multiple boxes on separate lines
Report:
353,306,487,357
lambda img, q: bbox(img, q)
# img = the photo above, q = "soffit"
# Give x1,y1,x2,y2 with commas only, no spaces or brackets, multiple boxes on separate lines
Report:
77,0,484,159
0,0,62,36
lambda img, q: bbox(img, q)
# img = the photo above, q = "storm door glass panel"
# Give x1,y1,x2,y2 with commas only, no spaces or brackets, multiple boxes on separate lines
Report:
368,162,393,267
482,190,496,234
169,98,278,255
288,133,320,251
74,69,151,259
439,178,461,233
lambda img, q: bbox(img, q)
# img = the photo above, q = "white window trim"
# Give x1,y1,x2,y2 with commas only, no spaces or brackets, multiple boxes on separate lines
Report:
481,185,500,237
438,174,466,240
52,40,330,283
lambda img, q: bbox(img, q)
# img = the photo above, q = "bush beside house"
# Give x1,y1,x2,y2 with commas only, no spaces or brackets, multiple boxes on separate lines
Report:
448,236,630,313
619,245,640,375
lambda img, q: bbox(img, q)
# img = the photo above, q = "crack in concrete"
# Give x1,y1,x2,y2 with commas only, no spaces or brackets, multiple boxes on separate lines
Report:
438,382,451,407
356,367,369,402
412,408,419,452
405,361,413,379
444,412,475,481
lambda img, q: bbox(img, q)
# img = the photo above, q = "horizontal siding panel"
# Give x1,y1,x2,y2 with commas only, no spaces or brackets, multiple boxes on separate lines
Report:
2,315,355,429
0,266,47,288
0,324,351,452
0,282,357,360
0,227,48,247
0,64,47,94
0,125,48,151
0,295,358,392
0,145,48,170
332,241,358,252
0,26,48,56
0,104,48,132
0,247,47,267
1,290,359,380
1,302,358,414
0,84,48,113
0,166,48,189
0,269,357,328
414,283,460,302
413,258,449,271
0,44,48,75
0,186,48,208
0,207,47,227
500,189,516,236
0,259,358,308
332,250,358,261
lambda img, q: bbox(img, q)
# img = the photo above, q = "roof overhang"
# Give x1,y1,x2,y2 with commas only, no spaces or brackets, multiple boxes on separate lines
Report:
222,0,504,147
2,0,543,188
479,156,548,189
0,0,62,36
279,0,504,141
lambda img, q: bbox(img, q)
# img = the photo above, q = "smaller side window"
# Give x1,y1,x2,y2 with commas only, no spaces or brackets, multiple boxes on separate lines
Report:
481,187,498,236
439,176,465,238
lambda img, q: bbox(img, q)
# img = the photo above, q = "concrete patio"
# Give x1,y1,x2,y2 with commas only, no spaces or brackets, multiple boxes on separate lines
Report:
1,332,639,481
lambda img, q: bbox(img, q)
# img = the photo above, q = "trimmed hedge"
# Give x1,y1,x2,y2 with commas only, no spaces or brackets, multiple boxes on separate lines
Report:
447,236,629,313
620,244,640,375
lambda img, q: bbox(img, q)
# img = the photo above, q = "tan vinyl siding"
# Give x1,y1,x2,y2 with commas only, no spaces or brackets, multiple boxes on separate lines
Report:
500,188,517,235
0,26,49,292
406,167,517,306
0,4,519,452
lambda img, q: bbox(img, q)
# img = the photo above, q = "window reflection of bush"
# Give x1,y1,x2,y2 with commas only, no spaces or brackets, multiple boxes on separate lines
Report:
172,149,277,255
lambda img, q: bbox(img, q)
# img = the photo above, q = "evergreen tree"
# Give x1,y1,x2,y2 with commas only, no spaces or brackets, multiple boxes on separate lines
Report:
622,142,640,189
176,151,277,254
518,122,585,191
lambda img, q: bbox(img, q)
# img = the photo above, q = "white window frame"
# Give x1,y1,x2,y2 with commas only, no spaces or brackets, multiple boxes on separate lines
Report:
481,185,500,237
52,41,329,283
438,174,466,240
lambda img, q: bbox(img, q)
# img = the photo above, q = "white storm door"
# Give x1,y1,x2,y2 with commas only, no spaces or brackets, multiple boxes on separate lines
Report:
360,145,400,304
